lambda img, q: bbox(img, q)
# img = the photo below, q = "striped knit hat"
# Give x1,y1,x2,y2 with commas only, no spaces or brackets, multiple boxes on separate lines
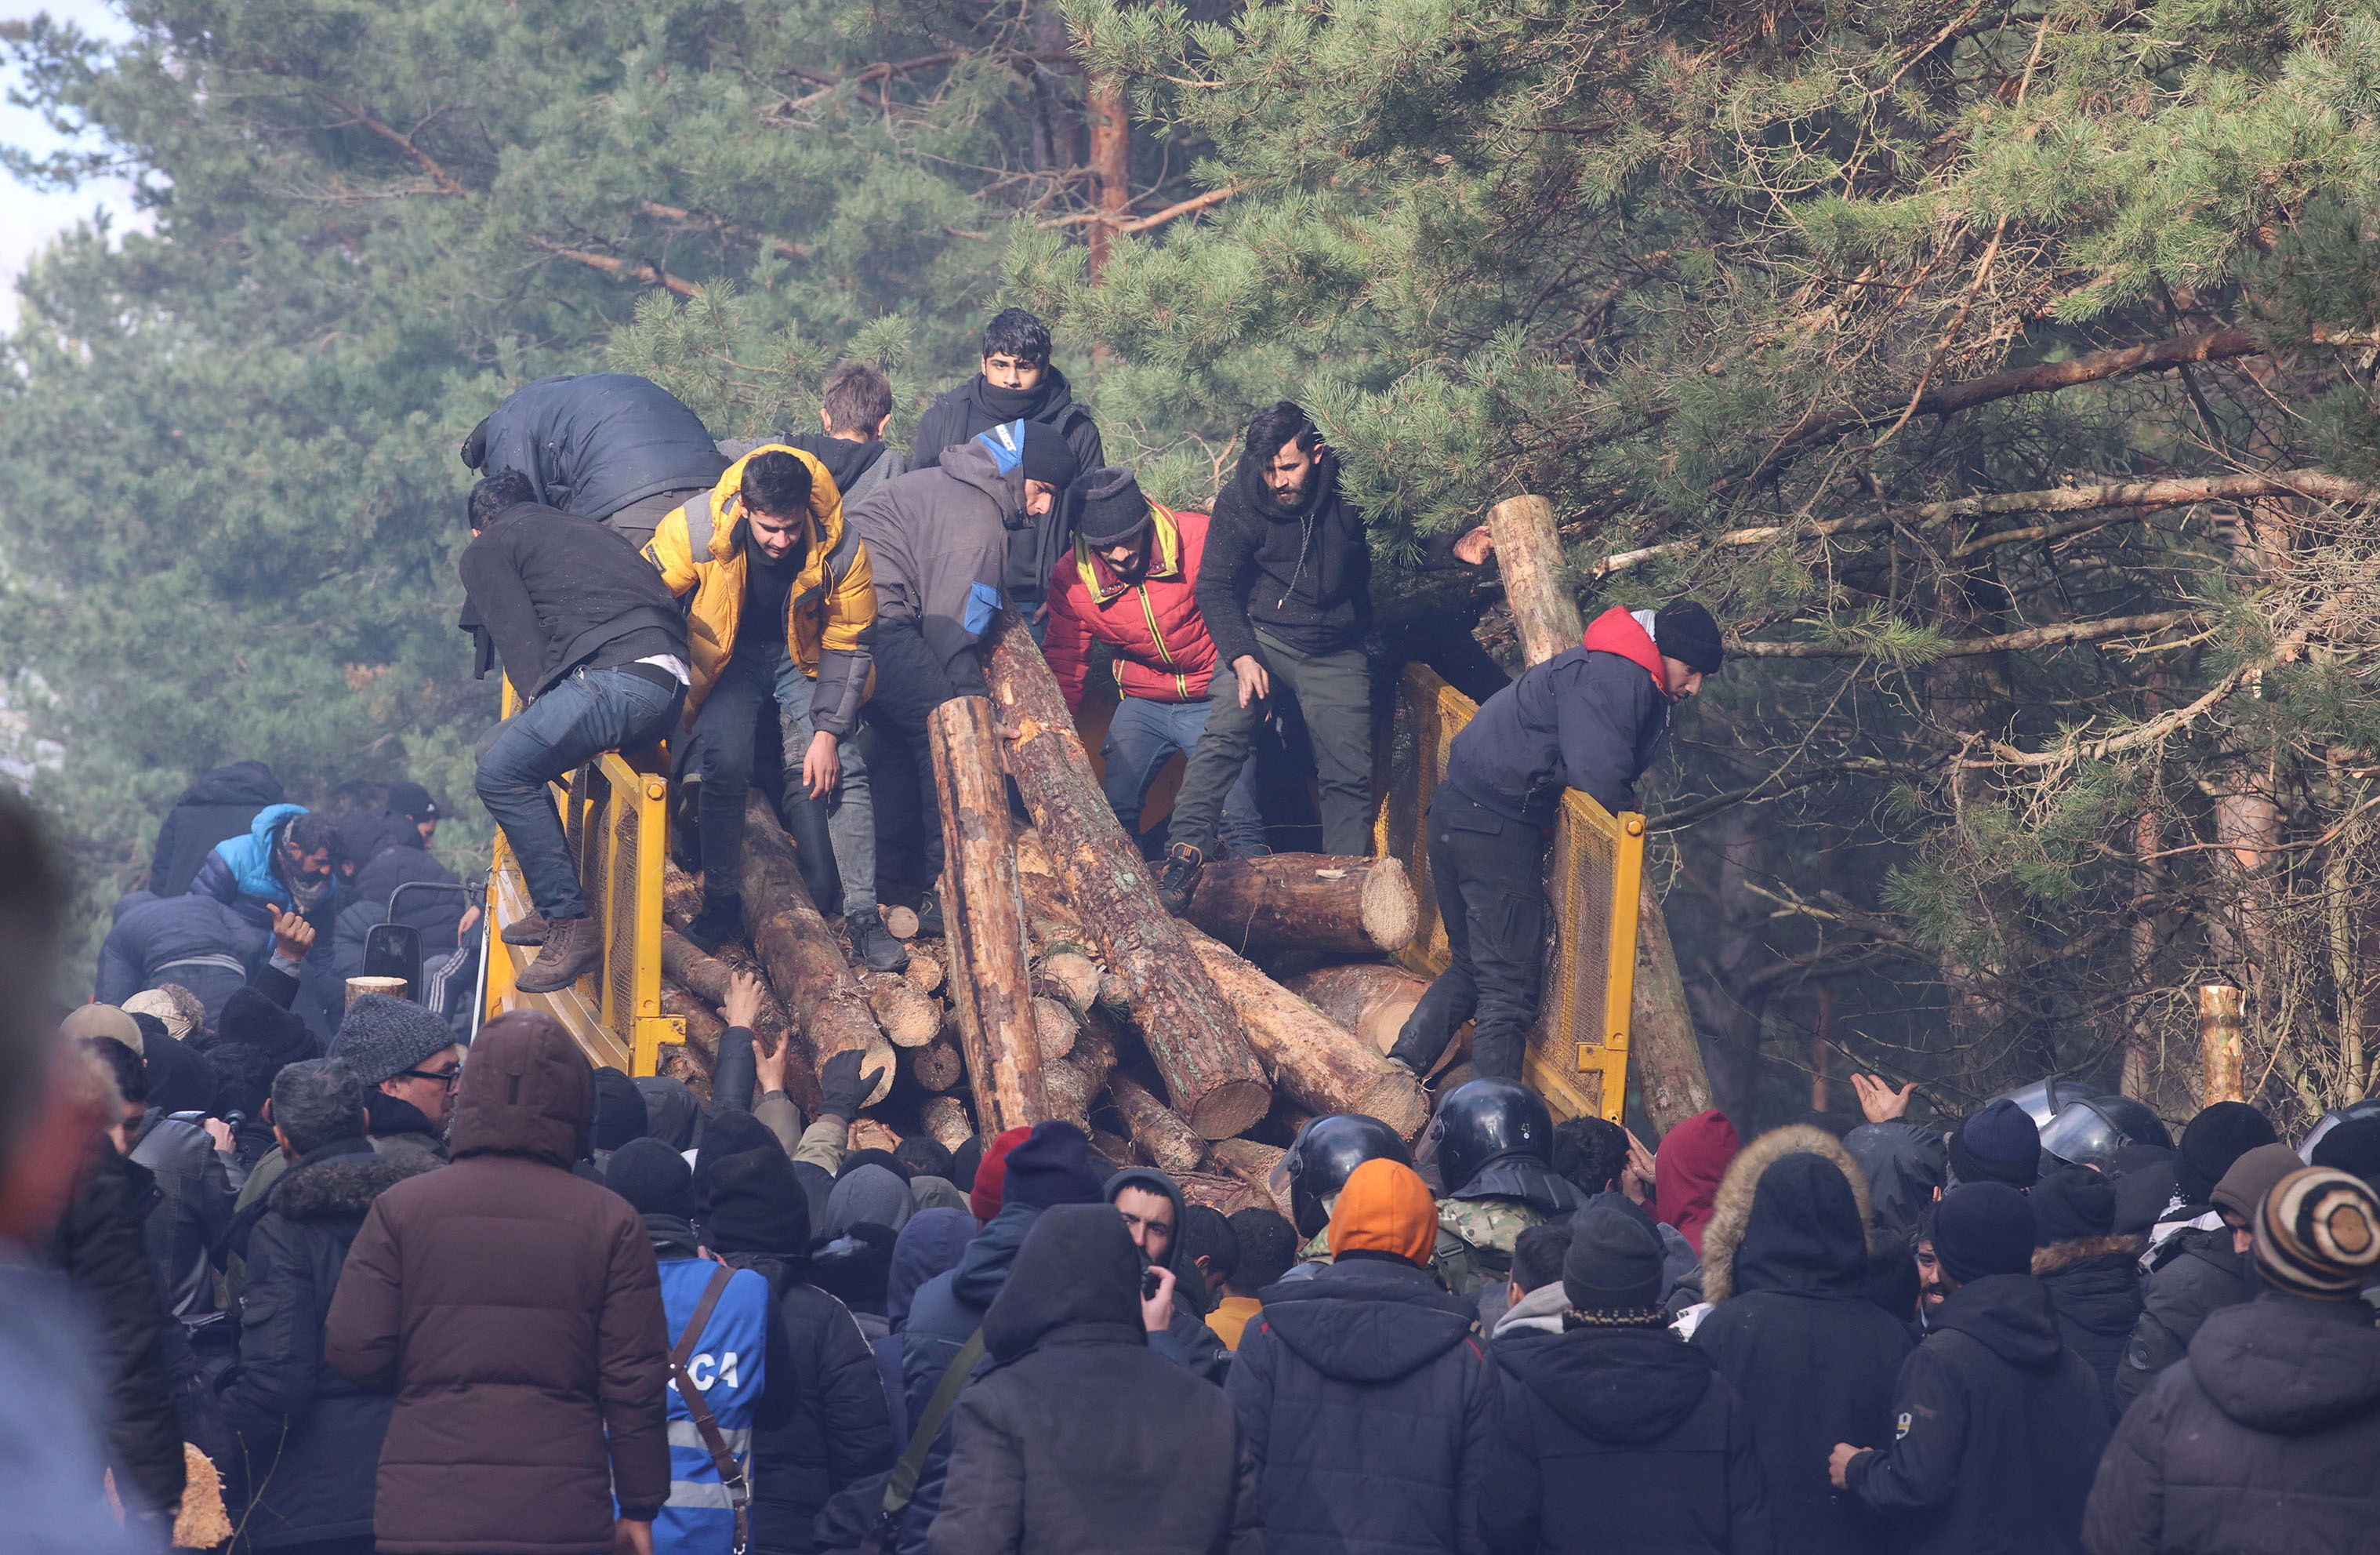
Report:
2252,1167,2380,1299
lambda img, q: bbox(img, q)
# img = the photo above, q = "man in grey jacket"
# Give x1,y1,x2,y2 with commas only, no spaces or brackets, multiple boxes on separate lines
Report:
847,419,1076,928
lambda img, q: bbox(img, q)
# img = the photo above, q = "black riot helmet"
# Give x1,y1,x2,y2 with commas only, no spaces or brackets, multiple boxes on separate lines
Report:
1420,1078,1555,1197
2040,1095,2172,1170
1278,1114,1412,1239
2300,1098,2380,1163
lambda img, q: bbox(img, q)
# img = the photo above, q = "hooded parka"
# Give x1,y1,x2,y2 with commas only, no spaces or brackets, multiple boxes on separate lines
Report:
1691,1128,1911,1555
643,443,876,735
323,1011,671,1554
846,427,1036,696
1107,1166,1232,1382
147,760,287,896
930,1204,1262,1555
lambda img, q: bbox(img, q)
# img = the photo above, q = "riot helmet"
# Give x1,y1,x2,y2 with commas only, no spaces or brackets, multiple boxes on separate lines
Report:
2299,1098,2380,1163
1418,1077,1555,1197
1992,1077,2096,1133
2040,1095,2170,1170
1277,1114,1412,1239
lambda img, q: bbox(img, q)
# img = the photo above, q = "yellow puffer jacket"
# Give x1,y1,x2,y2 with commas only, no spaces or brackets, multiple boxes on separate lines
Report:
643,444,876,736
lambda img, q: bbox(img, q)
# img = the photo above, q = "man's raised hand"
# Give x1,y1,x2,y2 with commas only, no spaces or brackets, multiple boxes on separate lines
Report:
269,905,316,964
1850,1072,1917,1124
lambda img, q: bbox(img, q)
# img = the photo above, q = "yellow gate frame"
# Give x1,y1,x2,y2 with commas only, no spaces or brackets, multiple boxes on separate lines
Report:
1375,663,1644,1121
483,684,684,1076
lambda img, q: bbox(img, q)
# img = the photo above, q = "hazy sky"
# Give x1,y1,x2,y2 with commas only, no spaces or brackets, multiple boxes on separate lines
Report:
1,0,140,327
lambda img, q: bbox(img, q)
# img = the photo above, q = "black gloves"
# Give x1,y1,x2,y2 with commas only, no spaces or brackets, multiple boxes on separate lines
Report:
818,1048,885,1123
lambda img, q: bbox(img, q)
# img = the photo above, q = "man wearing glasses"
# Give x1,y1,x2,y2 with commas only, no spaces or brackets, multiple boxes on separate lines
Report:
328,994,464,1161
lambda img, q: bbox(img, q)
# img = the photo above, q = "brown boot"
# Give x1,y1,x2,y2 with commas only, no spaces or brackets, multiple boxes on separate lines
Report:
499,910,550,946
516,914,600,994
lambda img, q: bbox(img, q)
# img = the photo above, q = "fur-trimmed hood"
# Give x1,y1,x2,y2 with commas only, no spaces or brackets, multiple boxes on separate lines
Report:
1701,1124,1874,1304
2031,1233,2146,1278
270,1151,441,1223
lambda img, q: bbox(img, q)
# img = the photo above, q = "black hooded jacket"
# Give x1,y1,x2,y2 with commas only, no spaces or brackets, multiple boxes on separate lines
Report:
1845,1273,2110,1555
778,430,910,511
457,500,688,698
1692,1150,1910,1555
2033,1237,2145,1419
1227,1256,1499,1555
1198,446,1372,664
930,1205,1261,1555
2082,1291,2380,1555
2113,1224,2255,1414
1483,1324,1771,1554
467,372,728,521
49,1141,186,1520
1108,1167,1232,1383
148,761,285,897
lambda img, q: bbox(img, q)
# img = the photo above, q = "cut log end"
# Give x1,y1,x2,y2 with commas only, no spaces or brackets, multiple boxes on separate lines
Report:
903,950,946,994
920,1094,974,1151
1185,1077,1274,1142
883,905,921,940
1032,997,1079,1061
1358,856,1420,953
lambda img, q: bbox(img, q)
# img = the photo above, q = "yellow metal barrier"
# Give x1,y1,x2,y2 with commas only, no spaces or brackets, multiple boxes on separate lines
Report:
483,684,684,1076
1375,663,1643,1121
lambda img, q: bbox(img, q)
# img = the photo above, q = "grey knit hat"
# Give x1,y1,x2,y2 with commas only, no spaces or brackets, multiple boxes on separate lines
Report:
328,994,457,1085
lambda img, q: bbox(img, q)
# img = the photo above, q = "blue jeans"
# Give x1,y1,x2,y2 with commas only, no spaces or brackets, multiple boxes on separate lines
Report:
1103,695,1268,859
477,667,684,920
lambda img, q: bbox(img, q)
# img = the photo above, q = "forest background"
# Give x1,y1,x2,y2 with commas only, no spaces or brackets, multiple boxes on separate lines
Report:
8,0,2380,1134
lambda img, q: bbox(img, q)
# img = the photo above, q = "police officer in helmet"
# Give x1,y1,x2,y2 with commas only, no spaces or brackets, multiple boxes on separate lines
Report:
1276,1114,1413,1266
1424,1077,1580,1297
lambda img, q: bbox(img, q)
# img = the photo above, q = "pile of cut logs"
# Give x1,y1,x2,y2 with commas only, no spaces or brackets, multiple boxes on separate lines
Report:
651,610,1442,1215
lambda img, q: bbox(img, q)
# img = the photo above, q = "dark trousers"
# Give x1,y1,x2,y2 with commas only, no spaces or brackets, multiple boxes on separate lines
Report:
866,619,963,898
684,648,778,902
1168,630,1373,857
1391,788,1547,1080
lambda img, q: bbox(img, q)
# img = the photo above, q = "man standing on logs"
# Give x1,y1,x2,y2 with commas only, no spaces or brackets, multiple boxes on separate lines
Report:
641,446,902,969
1159,403,1380,912
847,420,1079,931
461,470,689,994
1384,598,1725,1082
1044,465,1270,858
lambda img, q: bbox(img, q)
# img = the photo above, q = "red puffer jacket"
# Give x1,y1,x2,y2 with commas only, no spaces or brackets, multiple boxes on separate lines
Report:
1045,504,1222,710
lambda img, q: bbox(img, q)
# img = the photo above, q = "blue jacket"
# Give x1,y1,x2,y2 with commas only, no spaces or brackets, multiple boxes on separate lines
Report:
96,892,265,1016
894,1203,1042,1554
1442,644,1668,823
470,373,728,521
1228,1256,1500,1555
655,1257,773,1555
188,803,342,1032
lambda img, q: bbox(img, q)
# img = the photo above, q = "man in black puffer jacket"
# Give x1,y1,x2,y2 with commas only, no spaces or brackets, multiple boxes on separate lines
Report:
2029,1167,2143,1419
1832,1184,2109,1555
1229,1158,1499,1555
221,1059,438,1554
147,761,286,898
462,372,729,549
1486,1205,1770,1554
704,1145,896,1554
931,1204,1261,1555
2113,1142,2297,1412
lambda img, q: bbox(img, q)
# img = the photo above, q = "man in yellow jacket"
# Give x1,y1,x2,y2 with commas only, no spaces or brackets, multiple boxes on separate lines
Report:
640,446,905,969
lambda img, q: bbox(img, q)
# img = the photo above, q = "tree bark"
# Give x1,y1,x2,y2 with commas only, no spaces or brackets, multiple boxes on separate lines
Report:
1285,962,1435,1053
1178,1171,1265,1215
1032,997,1079,1061
1203,1138,1292,1216
1181,925,1431,1139
663,925,796,1058
740,794,895,1106
1185,853,1419,960
984,612,1272,1137
1109,1071,1209,1178
1488,495,1581,665
930,696,1050,1133
1084,74,1131,281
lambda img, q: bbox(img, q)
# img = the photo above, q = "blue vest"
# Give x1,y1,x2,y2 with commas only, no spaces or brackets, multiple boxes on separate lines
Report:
655,1257,771,1555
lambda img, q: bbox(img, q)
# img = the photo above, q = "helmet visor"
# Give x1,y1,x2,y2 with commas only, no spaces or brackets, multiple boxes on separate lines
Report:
2038,1101,2122,1169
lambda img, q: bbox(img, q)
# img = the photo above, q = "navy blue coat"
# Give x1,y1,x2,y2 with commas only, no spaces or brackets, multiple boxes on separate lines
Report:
895,1203,1043,1554
1226,1255,1500,1555
1442,644,1668,823
96,892,265,1018
468,373,727,521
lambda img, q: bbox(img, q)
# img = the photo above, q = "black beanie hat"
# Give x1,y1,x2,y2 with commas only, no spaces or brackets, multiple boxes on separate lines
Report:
1000,1120,1107,1211
1561,1202,1665,1317
1931,1182,2036,1284
607,1138,694,1219
1021,422,1082,489
2312,1117,2380,1191
2030,1164,2117,1246
1948,1098,2041,1188
591,1066,649,1154
703,1146,813,1255
1653,599,1724,674
1070,466,1151,548
2176,1101,2277,1204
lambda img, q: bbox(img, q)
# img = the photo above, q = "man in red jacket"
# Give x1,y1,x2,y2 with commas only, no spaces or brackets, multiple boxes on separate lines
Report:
1045,467,1270,859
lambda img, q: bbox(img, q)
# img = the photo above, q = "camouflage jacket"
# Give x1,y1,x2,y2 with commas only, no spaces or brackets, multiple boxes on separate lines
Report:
1435,1196,1547,1296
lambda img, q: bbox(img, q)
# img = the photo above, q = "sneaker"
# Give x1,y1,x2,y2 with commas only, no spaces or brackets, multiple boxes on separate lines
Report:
913,889,945,940
683,893,744,955
1156,842,1205,916
516,914,600,994
499,910,550,946
851,914,912,974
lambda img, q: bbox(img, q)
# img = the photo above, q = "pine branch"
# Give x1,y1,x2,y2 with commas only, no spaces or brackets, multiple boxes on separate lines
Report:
1040,183,1242,233
530,240,698,298
308,91,467,196
634,200,814,261
1735,609,2207,659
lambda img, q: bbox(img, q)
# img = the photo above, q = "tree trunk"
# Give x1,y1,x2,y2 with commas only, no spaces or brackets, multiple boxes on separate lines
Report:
931,696,1051,1133
1185,853,1419,960
664,925,796,1058
861,971,941,1048
1084,75,1131,281
921,1094,974,1153
740,794,895,1106
1109,1071,1208,1177
983,612,1273,1137
908,1037,966,1093
1203,1138,1292,1216
1285,962,1435,1053
1488,495,1582,664
1181,925,1431,1139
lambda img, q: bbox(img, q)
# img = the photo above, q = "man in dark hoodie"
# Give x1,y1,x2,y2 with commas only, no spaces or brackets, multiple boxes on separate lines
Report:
1384,598,1722,1079
847,420,1076,924
877,1208,977,1440
1108,1166,1233,1382
2082,1167,2380,1555
932,1204,1263,1555
1691,1126,1909,1555
2029,1166,2143,1418
147,760,287,897
1483,1205,1771,1554
1162,402,1376,910
2113,1141,2299,1412
461,371,730,550
2135,1100,2275,1270
1830,1183,2109,1555
221,1058,437,1555
912,308,1103,481
896,1120,1110,1554
1229,1157,1499,1555
763,361,911,514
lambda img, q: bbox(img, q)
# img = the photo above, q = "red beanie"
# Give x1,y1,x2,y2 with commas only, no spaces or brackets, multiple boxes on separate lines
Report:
971,1126,1033,1223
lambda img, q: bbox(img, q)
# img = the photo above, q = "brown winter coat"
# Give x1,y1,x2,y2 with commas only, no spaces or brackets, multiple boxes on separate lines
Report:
324,1012,671,1554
